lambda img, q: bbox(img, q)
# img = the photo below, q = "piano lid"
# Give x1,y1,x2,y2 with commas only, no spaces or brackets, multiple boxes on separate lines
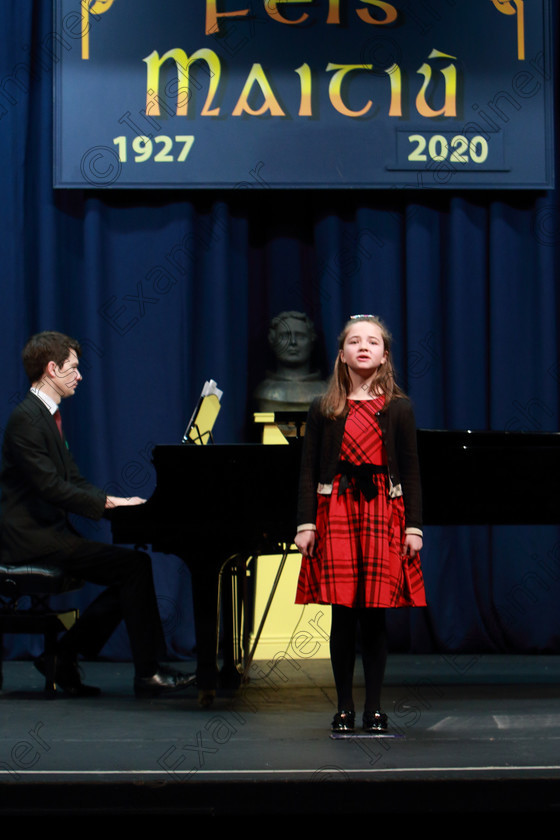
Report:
108,429,560,555
109,442,303,553
417,429,560,526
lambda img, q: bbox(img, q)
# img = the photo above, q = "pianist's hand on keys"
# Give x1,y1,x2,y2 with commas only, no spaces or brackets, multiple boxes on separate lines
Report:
105,496,147,508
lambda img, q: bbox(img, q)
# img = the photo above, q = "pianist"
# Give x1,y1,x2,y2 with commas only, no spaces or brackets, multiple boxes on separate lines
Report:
0,331,193,698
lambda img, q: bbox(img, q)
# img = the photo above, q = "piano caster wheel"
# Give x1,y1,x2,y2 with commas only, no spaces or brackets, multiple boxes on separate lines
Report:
198,689,215,709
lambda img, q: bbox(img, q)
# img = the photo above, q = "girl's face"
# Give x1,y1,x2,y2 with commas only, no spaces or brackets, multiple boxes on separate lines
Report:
340,321,387,376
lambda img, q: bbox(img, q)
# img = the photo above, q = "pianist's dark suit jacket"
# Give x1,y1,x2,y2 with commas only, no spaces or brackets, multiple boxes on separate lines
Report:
0,391,107,564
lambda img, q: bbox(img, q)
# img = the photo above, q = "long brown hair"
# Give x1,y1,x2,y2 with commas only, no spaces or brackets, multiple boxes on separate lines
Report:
320,316,405,418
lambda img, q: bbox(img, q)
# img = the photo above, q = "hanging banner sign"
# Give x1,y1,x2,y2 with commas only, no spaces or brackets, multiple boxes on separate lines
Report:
53,1,554,189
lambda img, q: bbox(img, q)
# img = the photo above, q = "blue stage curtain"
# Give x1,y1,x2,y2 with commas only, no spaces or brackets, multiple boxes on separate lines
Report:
1,2,559,662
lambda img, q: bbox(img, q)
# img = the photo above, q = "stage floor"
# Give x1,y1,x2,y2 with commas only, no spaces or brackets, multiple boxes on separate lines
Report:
1,654,560,817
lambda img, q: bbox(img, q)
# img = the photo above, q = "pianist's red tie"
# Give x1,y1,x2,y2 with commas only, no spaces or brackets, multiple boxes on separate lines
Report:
54,410,63,439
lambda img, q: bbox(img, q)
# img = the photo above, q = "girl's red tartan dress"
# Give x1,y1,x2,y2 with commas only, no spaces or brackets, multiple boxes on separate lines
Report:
296,397,426,609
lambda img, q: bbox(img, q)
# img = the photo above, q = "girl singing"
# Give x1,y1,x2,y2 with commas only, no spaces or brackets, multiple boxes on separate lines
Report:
294,315,426,733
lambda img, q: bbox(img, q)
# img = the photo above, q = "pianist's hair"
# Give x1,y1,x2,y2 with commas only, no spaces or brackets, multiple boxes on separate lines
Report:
22,331,82,383
320,316,405,418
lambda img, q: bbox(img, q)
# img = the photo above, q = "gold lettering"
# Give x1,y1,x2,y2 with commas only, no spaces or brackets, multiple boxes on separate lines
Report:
385,63,402,117
144,48,221,117
295,63,312,116
326,63,373,117
81,0,116,60
326,0,398,24
266,0,313,25
356,0,398,25
232,64,285,116
416,49,457,118
326,0,341,23
491,0,525,60
205,0,249,35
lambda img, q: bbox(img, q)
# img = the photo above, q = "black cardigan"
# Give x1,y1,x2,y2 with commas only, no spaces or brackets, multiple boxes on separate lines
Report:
296,396,423,534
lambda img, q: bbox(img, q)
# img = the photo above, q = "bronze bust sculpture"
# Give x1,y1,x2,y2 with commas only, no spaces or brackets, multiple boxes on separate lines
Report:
254,312,327,412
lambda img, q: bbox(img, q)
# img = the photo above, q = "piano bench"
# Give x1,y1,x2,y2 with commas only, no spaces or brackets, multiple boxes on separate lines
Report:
0,563,84,697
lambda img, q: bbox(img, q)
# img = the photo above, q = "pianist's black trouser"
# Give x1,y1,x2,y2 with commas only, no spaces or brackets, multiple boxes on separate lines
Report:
42,540,165,678
330,605,387,713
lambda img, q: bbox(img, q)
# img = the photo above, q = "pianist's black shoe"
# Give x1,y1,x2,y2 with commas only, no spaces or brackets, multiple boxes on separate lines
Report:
34,655,101,698
134,665,196,698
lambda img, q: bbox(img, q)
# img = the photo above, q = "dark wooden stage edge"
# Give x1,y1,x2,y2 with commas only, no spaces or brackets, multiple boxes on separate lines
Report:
1,655,560,817
2,778,560,818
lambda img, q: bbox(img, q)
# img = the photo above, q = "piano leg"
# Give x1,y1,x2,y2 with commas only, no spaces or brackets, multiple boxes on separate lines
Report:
183,556,244,707
219,554,250,688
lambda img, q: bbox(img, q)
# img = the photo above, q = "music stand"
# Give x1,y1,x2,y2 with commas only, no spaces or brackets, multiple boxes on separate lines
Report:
182,379,223,445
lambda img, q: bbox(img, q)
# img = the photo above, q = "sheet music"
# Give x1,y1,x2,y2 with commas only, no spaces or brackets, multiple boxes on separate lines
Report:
182,379,223,445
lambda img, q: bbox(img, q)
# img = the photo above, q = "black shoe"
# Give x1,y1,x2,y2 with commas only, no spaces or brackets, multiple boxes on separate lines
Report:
134,666,196,698
331,710,355,733
363,710,388,732
198,689,216,709
34,655,101,698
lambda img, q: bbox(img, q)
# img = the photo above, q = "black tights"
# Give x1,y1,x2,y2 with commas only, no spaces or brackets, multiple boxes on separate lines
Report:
330,605,387,713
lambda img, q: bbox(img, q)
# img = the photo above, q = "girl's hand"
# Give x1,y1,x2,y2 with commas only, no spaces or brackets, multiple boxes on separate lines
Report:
294,530,316,558
403,533,423,558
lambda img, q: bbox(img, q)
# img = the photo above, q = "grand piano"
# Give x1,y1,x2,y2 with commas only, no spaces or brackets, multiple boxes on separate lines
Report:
109,427,560,700
109,440,302,698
